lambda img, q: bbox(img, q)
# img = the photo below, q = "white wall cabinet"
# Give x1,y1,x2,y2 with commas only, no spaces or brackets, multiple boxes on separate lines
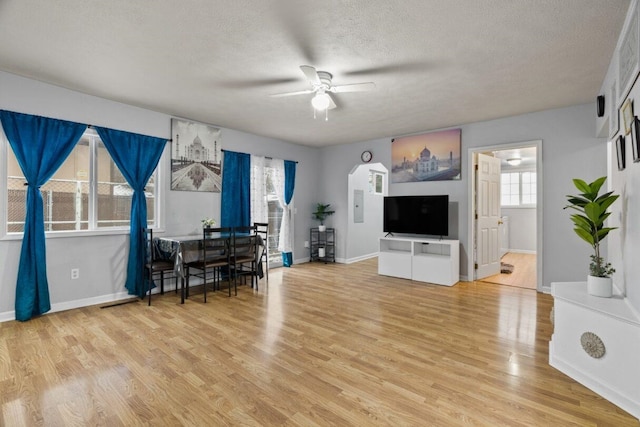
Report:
378,237,459,286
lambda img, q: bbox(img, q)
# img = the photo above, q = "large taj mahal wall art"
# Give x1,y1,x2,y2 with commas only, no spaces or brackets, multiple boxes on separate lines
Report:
391,128,461,183
171,118,222,192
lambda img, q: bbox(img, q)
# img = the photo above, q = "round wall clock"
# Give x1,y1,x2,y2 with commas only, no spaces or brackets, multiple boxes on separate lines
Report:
361,150,373,163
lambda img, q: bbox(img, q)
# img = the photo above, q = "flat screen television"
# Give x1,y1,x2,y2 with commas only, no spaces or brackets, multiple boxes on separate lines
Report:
383,195,449,236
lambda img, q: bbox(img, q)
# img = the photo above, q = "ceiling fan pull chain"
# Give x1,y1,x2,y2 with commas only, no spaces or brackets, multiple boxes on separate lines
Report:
325,109,328,121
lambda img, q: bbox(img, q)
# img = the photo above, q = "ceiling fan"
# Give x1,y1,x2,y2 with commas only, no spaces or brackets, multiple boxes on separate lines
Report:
271,65,376,113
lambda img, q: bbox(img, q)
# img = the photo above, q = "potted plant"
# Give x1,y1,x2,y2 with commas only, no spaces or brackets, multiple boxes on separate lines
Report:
201,218,216,237
564,176,619,297
201,218,217,227
313,203,335,232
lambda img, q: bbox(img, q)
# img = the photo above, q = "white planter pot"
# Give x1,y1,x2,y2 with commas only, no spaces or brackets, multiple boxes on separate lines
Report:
318,247,326,258
318,225,326,232
587,275,613,298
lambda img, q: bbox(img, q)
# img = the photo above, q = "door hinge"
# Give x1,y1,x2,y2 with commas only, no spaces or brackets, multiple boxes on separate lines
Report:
474,263,478,269
475,164,478,170
475,213,478,220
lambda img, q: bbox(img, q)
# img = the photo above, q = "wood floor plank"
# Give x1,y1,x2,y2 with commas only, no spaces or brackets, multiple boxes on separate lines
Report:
484,252,537,289
0,257,637,426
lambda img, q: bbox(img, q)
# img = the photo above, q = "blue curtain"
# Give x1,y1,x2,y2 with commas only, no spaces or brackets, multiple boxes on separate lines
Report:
282,160,296,267
221,150,251,228
95,127,166,298
0,110,86,321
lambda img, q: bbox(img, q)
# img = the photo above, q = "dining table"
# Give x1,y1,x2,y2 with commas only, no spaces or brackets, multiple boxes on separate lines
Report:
154,232,264,303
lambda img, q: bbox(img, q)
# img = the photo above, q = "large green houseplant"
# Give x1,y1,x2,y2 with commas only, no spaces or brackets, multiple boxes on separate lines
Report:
312,203,335,231
564,176,619,297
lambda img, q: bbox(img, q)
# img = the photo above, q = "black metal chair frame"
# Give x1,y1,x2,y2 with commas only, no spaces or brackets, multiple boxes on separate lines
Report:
143,228,177,306
232,225,259,291
185,227,234,300
254,222,269,284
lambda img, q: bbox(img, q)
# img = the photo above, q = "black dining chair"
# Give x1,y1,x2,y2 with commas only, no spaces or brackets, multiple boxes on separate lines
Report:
232,225,259,291
143,228,176,306
254,222,269,284
185,227,233,300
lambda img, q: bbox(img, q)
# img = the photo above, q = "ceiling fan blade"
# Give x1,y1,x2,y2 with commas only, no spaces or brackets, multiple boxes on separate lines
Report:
218,76,301,89
327,93,337,110
270,89,315,98
345,62,430,77
300,65,320,86
330,82,376,93
271,3,317,64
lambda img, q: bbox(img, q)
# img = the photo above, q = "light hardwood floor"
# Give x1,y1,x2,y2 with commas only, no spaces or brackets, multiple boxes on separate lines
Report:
1,258,638,426
483,252,537,289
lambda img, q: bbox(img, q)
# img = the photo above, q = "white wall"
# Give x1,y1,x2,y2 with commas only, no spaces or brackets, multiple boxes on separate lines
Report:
0,70,621,317
0,71,321,319
607,70,640,314
501,208,536,253
596,0,640,314
320,103,607,288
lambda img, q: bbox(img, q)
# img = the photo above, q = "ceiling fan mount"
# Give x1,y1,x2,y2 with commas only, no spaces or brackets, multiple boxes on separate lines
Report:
315,71,333,90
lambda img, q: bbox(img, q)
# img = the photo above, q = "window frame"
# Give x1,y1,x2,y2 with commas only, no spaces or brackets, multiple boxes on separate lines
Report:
500,169,537,208
0,127,166,240
369,171,384,195
263,161,287,268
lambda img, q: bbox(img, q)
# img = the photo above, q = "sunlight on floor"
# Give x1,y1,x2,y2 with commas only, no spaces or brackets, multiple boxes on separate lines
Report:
497,291,537,346
264,268,284,353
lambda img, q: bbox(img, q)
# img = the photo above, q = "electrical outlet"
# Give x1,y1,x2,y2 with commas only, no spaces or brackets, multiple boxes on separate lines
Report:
304,240,309,248
71,268,79,280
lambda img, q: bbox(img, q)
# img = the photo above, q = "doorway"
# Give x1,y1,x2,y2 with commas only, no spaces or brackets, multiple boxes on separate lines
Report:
346,162,388,263
467,140,542,291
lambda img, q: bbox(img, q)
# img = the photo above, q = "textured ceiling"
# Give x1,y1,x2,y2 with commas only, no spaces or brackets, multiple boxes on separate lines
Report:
0,0,630,147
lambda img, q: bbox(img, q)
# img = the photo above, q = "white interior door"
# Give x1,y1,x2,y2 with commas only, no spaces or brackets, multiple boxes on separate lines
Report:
475,153,501,279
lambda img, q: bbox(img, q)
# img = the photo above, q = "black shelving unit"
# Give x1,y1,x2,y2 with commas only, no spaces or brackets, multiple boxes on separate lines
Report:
310,227,335,263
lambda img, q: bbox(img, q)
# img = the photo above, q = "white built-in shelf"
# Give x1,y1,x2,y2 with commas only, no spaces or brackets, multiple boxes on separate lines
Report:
552,282,640,326
550,281,640,420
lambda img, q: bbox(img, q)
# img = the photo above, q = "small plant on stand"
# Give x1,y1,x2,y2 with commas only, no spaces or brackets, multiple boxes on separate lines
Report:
564,176,619,297
312,203,335,232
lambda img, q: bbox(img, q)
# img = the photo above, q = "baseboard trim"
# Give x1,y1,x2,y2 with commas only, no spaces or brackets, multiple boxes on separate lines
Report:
345,253,378,264
506,249,537,255
549,344,640,419
0,290,136,323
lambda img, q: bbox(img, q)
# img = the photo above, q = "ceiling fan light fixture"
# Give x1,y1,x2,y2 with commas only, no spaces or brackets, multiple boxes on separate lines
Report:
506,158,521,166
311,92,331,111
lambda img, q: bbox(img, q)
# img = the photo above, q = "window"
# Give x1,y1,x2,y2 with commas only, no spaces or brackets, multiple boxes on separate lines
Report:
264,164,284,267
369,171,384,195
5,128,157,234
501,171,536,207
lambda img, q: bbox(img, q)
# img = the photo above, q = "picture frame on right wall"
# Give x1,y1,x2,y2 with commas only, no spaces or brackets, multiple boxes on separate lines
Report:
622,98,634,134
618,0,640,102
632,116,640,162
609,80,619,138
617,134,626,171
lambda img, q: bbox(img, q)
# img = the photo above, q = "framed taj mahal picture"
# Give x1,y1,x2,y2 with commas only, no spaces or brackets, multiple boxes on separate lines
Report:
171,118,222,192
391,128,461,183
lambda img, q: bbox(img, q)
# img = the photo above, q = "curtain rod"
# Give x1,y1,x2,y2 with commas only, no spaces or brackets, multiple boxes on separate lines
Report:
221,149,298,164
87,124,172,142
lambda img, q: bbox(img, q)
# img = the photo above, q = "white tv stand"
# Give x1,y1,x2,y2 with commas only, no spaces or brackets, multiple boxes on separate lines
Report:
378,236,459,286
